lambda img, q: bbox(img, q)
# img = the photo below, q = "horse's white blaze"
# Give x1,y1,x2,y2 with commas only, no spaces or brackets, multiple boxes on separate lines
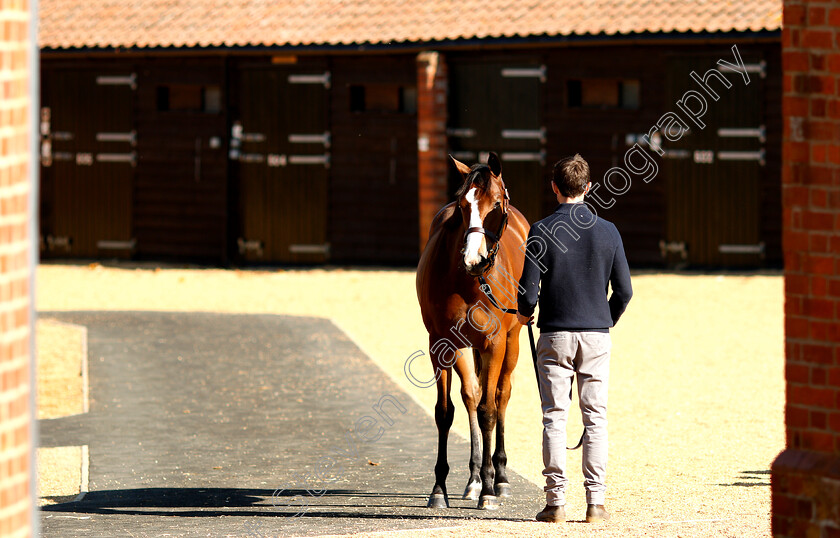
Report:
463,188,486,267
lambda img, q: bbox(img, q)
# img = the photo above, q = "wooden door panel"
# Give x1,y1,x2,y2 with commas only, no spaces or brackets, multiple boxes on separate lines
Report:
236,66,329,263
663,54,764,267
502,161,543,225
133,61,228,261
41,69,135,258
448,60,545,224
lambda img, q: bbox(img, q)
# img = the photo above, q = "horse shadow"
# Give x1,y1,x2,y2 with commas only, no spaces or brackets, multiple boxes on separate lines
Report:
40,487,536,521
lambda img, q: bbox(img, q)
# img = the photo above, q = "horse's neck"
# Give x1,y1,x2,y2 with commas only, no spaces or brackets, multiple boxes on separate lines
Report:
429,207,465,259
424,222,477,289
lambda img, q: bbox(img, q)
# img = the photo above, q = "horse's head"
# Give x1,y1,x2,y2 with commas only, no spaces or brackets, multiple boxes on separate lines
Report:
450,152,510,277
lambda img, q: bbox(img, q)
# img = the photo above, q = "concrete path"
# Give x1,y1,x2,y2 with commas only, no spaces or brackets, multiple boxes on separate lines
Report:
39,312,542,537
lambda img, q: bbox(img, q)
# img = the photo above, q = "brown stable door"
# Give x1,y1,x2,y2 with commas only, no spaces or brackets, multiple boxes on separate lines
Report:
448,60,545,224
234,67,330,263
133,64,228,261
40,69,135,258
661,53,766,267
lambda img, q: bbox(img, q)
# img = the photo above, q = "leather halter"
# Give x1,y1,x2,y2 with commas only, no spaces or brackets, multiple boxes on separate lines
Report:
462,187,511,274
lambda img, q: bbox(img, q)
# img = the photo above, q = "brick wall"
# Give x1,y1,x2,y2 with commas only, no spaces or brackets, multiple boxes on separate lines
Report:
416,51,449,251
0,0,34,536
771,0,840,536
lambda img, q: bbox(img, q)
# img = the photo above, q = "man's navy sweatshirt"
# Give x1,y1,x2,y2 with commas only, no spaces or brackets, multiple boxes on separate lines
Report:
517,203,633,332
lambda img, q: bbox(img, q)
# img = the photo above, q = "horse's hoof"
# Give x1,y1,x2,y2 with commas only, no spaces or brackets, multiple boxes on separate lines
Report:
478,495,500,510
463,481,481,500
427,493,449,509
494,482,511,498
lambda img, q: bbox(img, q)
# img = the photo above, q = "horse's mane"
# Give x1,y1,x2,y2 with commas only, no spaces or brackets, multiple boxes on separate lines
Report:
454,164,490,197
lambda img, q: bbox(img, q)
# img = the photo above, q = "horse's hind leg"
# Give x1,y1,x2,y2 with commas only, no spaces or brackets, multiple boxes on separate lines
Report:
428,361,454,508
458,349,482,500
492,329,521,498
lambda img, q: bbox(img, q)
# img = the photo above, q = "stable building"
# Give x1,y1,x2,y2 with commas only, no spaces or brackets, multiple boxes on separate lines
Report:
38,0,782,267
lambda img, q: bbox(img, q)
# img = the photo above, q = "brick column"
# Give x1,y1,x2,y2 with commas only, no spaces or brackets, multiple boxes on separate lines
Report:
0,1,35,536
771,1,840,536
417,51,449,252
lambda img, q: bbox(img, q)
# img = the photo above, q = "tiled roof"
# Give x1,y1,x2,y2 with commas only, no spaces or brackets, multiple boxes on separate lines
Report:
39,0,782,50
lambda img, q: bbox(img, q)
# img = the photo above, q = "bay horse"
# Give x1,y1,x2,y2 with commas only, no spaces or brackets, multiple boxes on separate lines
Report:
416,152,530,510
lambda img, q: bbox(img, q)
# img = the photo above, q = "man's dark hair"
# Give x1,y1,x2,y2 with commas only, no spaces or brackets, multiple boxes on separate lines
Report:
551,154,590,197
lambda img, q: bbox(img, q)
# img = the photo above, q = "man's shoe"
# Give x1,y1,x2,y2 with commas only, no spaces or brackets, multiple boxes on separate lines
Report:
536,504,565,523
585,504,610,522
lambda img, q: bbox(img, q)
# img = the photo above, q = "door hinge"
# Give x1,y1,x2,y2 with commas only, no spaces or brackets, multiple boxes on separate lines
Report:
501,65,547,82
97,239,137,251
96,73,137,90
288,153,330,168
47,235,72,251
289,243,330,256
96,131,137,146
97,152,137,166
717,125,766,143
238,238,264,257
659,240,688,260
288,72,331,89
501,128,546,144
717,149,766,166
446,128,476,138
718,243,765,257
288,132,331,148
500,150,546,166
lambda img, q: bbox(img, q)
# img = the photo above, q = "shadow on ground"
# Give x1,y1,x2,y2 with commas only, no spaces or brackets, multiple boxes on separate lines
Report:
39,312,542,537
42,487,539,521
717,470,771,488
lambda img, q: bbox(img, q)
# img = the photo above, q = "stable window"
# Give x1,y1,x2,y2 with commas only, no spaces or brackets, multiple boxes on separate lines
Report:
156,84,222,113
567,79,640,110
349,84,417,113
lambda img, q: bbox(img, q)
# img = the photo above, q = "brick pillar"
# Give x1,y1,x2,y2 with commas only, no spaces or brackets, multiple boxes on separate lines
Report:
0,1,35,536
771,1,840,536
417,51,449,252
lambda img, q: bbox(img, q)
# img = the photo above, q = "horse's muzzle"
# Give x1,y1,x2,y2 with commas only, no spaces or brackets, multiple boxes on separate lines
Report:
464,257,491,277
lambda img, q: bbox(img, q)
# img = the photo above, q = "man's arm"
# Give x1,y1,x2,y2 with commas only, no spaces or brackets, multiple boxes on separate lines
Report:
517,228,541,320
608,230,632,325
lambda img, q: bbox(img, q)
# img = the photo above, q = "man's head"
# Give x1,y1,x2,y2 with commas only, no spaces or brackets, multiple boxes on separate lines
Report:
551,154,590,198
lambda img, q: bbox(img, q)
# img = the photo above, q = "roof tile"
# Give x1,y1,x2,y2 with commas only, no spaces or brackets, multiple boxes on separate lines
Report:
39,0,782,50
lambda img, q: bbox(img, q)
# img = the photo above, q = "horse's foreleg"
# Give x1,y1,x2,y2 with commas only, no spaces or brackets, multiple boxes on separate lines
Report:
428,361,454,508
476,346,504,510
457,349,482,500
492,329,521,498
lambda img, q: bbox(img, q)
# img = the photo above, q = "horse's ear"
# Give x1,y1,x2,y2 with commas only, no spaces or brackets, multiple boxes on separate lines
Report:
487,151,502,177
448,154,472,177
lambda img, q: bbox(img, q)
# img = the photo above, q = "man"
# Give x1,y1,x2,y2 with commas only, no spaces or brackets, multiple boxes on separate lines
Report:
517,154,632,524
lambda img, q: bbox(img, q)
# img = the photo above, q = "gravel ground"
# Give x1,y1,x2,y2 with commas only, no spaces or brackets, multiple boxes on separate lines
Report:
37,446,82,507
37,319,84,420
37,319,86,506
36,263,784,537
325,515,770,537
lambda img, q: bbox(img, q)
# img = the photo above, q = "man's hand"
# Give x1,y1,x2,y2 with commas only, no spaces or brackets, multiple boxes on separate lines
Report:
516,312,533,325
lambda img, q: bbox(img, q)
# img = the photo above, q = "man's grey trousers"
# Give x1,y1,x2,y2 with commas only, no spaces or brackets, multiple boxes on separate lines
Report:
536,331,611,506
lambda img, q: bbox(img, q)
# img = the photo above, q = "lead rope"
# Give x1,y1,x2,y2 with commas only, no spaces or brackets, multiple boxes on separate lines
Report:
478,275,584,451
